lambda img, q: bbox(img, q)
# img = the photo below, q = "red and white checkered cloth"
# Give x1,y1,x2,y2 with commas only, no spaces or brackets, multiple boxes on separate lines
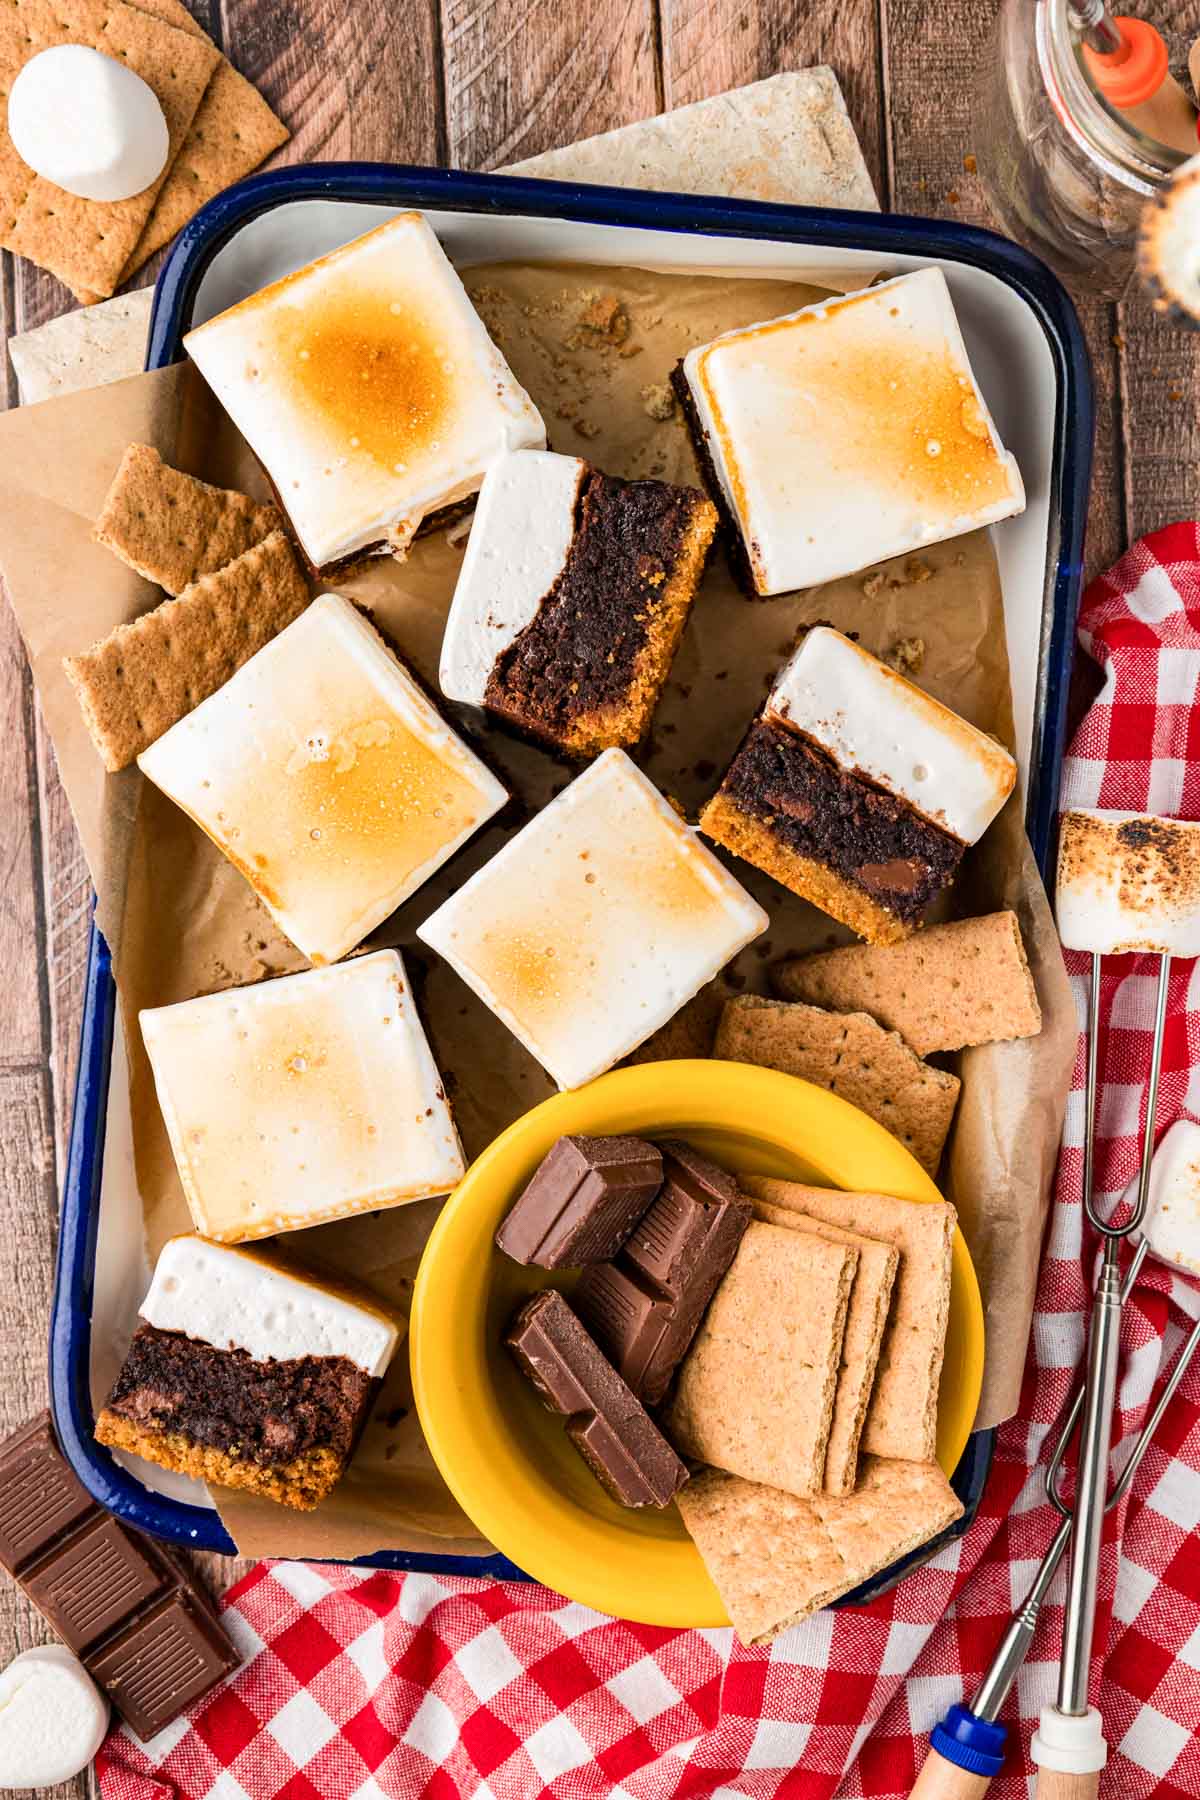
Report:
98,525,1200,1800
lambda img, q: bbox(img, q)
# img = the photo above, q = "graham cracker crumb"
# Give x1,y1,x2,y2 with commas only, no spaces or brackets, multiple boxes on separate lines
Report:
641,381,677,421
885,635,926,677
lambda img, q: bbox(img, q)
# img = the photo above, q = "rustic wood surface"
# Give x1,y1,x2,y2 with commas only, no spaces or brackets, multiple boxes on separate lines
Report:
1,1,1198,1791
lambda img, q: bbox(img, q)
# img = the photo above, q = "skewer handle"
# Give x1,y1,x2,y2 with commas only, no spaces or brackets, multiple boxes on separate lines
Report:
1030,1705,1106,1800
908,1747,993,1797
1034,1771,1101,1799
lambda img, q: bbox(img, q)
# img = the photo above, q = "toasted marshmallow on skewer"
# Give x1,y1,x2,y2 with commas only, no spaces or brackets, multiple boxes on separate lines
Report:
1055,809,1200,955
1140,1117,1200,1277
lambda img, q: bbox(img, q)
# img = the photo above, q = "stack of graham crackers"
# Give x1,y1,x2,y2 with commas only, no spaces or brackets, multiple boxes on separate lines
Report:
0,0,287,302
658,913,1044,1643
663,1174,961,1643
65,445,309,770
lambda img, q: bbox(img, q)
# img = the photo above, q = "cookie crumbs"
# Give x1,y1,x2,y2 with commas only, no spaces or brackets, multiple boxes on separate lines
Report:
566,292,631,351
574,419,601,439
641,381,677,421
861,570,885,598
885,636,926,677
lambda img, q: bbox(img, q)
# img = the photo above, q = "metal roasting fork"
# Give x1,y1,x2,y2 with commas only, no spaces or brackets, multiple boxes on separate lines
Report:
908,951,1178,1799
1030,950,1171,1796
909,1233,1200,1797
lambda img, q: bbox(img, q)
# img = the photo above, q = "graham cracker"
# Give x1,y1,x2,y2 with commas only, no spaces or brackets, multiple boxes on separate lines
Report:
753,1202,897,1496
713,993,960,1175
774,911,1043,1057
65,529,309,770
118,0,289,280
741,1178,955,1463
663,1220,856,1499
677,1459,964,1645
0,0,219,299
94,444,282,595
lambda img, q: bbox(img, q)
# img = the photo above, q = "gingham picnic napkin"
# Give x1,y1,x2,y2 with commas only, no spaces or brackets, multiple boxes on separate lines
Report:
97,524,1200,1800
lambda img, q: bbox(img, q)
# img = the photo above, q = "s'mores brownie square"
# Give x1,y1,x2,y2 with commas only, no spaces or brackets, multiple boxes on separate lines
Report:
184,212,545,574
440,450,717,757
418,749,767,1089
138,593,507,967
95,1236,401,1510
700,627,1015,943
140,951,464,1242
672,267,1024,597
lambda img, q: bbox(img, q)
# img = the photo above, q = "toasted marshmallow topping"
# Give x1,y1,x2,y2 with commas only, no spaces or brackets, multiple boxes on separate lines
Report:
140,950,464,1243
1056,809,1200,955
680,267,1024,596
767,627,1016,844
184,212,545,571
440,450,586,707
141,1235,401,1375
138,593,508,966
1140,1118,1200,1277
418,748,767,1089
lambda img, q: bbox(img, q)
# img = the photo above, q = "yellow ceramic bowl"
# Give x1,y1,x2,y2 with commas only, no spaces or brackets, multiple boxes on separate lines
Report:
410,1059,983,1628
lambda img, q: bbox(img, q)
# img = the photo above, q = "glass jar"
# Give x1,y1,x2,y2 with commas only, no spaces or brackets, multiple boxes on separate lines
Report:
976,0,1187,297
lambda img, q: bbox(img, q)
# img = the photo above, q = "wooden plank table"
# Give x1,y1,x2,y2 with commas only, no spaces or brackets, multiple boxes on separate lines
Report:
1,2,1197,1791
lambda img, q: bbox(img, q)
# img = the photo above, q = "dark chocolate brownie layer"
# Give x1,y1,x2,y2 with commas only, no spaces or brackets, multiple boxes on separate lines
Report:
720,719,963,923
669,362,760,600
484,468,708,744
105,1325,373,1468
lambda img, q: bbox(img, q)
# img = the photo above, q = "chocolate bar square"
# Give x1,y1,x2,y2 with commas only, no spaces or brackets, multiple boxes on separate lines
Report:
22,1512,172,1655
87,1589,240,1741
506,1289,687,1508
495,1133,663,1268
575,1140,750,1405
0,1412,95,1574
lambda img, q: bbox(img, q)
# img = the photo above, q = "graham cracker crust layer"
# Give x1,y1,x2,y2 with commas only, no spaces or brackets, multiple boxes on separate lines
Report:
95,1409,345,1512
698,790,913,945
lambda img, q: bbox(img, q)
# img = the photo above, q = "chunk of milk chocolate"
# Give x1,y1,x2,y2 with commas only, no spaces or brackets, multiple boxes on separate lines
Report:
574,1140,751,1405
495,1134,663,1267
505,1289,688,1507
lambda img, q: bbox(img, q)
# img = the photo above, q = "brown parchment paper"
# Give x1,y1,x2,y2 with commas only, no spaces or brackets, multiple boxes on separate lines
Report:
0,261,1074,1560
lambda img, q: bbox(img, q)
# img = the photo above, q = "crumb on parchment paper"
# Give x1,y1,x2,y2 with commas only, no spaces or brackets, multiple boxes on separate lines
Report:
641,381,676,421
885,636,926,677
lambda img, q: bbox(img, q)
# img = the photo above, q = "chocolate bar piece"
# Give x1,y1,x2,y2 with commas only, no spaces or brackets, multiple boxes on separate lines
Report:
0,1411,238,1739
575,1140,751,1405
0,1413,95,1570
89,1590,240,1742
506,1289,688,1508
23,1511,171,1655
496,1133,663,1268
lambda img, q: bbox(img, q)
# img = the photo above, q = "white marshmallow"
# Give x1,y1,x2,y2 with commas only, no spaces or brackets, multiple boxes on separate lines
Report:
141,1236,401,1375
1140,1118,1200,1277
418,748,767,1089
1056,809,1200,956
0,1646,109,1787
440,450,586,707
140,950,465,1243
767,627,1016,844
679,267,1025,596
185,212,546,571
138,593,508,966
8,46,168,203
